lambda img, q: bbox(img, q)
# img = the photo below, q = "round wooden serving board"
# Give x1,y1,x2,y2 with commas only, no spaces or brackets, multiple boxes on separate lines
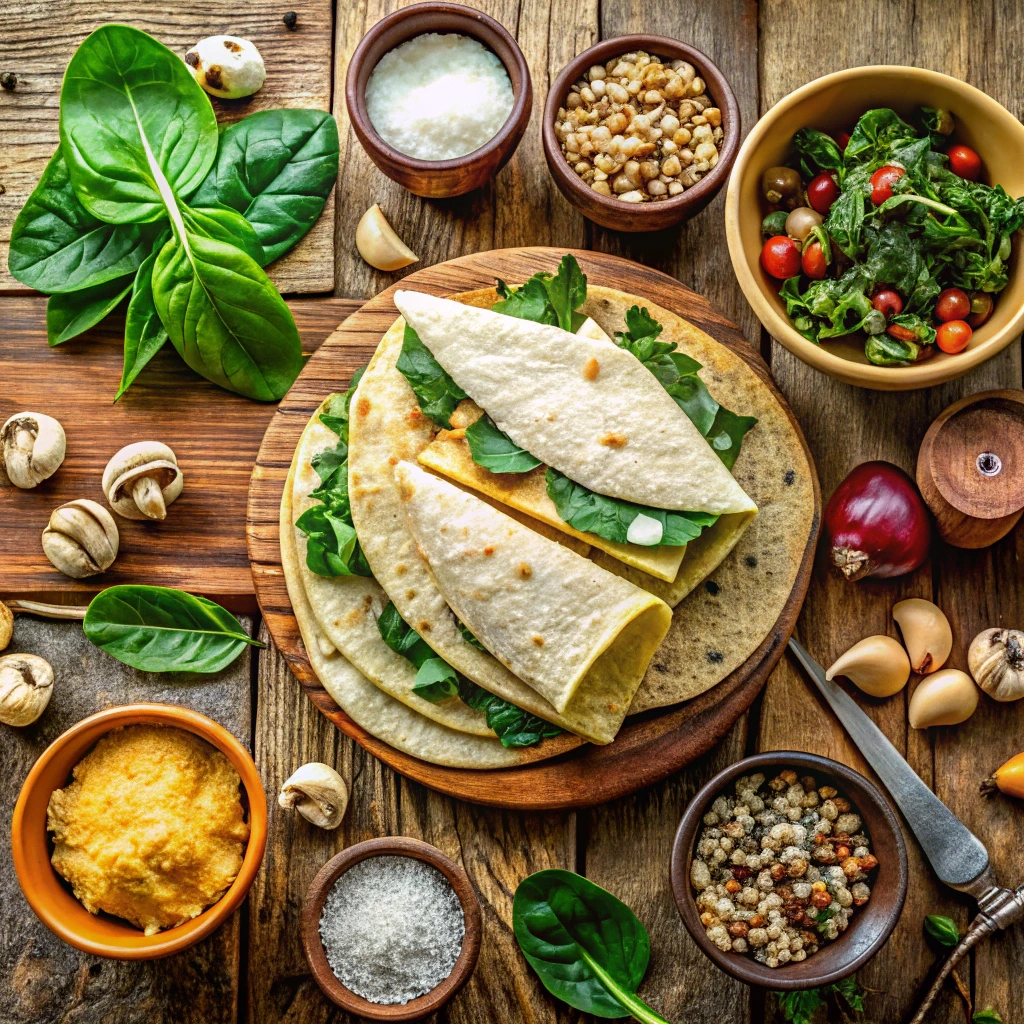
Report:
247,248,820,810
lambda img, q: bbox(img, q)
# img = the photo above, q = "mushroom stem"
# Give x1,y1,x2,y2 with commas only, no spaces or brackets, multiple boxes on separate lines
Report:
6,600,89,620
132,476,167,520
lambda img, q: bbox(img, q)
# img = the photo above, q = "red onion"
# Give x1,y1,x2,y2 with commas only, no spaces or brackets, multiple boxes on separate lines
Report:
824,461,931,581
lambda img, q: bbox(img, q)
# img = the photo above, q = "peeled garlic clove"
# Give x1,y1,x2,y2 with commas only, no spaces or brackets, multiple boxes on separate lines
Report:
576,317,613,345
825,635,910,697
0,653,54,726
908,669,979,728
1,412,66,488
893,598,952,674
278,762,348,829
41,499,119,578
355,204,418,272
969,628,1024,702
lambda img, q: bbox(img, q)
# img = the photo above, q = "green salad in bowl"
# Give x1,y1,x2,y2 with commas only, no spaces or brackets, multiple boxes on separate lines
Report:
757,107,1024,366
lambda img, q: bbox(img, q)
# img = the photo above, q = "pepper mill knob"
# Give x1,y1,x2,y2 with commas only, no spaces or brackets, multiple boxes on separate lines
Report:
916,389,1024,549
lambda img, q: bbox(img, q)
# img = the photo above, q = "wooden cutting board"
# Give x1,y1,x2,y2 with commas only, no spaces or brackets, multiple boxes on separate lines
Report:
247,248,821,809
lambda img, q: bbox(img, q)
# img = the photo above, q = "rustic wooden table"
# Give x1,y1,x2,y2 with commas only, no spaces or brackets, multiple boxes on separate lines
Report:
2,1,1023,1022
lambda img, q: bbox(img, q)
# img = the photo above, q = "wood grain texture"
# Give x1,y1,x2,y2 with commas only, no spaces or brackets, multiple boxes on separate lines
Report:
1,297,359,611
0,0,336,294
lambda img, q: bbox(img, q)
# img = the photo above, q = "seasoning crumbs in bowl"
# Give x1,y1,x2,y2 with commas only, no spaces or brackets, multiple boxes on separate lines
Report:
555,51,724,203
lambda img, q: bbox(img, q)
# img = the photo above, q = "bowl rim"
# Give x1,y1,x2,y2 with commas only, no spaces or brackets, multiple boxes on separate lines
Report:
725,64,1024,389
670,750,909,989
541,34,741,223
299,836,483,1020
11,702,268,960
344,0,532,173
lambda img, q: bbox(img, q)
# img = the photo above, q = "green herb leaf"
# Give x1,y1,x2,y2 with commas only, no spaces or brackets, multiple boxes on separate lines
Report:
493,255,587,331
457,619,485,649
458,679,562,747
792,127,844,177
83,585,263,673
705,406,760,471
464,416,542,474
183,203,266,266
973,1008,1004,1023
493,276,559,325
832,977,865,1014
776,989,827,1024
117,237,170,400
396,324,467,429
924,914,961,948
376,601,435,668
412,657,460,702
46,275,133,346
543,254,588,331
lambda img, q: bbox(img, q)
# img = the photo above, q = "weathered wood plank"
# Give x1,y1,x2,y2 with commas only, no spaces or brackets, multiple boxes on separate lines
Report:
0,0,336,294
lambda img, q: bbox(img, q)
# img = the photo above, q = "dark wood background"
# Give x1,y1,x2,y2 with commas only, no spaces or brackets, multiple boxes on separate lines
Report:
2,1,1023,1023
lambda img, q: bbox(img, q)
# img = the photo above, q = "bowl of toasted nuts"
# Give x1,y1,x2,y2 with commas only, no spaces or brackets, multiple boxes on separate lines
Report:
543,35,739,232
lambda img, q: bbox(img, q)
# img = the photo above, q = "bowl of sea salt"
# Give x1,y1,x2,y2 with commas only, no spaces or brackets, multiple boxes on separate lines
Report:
301,836,482,1019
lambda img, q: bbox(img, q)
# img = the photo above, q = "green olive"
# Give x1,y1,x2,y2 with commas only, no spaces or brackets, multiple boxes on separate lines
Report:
761,210,789,238
785,206,823,242
761,165,802,204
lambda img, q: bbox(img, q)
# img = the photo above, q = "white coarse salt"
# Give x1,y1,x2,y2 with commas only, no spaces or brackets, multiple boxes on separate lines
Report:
365,32,514,161
318,854,465,1005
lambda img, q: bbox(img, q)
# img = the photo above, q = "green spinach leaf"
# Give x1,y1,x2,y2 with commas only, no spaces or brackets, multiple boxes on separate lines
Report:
412,657,461,702
377,600,436,667
513,870,672,1023
494,254,587,331
457,680,562,747
183,203,265,266
118,240,170,399
792,127,844,178
46,274,133,346
83,585,264,672
973,1009,1003,1023
464,415,542,473
396,324,467,428
843,108,916,167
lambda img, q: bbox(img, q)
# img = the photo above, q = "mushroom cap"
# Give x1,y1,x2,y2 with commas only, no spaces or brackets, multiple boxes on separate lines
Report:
41,499,119,578
184,35,266,99
1,411,66,489
102,441,184,520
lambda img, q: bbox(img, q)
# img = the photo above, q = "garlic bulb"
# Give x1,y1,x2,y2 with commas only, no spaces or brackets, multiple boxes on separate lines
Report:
909,669,979,728
0,601,12,652
278,762,348,829
969,628,1024,702
893,598,952,675
825,635,910,697
0,654,54,726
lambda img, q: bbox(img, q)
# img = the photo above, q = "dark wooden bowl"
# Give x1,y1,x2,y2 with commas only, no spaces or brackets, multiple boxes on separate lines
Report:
542,35,740,232
300,836,483,1019
670,752,908,990
345,2,532,198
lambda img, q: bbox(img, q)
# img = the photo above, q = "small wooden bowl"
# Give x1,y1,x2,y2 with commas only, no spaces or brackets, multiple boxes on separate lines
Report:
11,703,267,960
542,35,740,232
670,752,908,990
345,2,532,198
300,836,482,1020
916,389,1024,548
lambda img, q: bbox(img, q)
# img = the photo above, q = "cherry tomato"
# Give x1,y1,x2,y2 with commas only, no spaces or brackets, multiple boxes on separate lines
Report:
836,131,852,152
870,165,905,205
807,172,840,214
801,241,827,280
935,319,973,353
760,235,801,279
887,323,918,343
968,292,994,327
871,288,903,320
947,144,982,181
934,287,971,322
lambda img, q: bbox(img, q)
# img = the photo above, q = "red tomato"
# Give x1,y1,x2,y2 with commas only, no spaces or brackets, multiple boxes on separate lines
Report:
807,172,840,214
801,241,827,280
934,287,971,322
870,165,905,205
887,323,918,343
760,236,801,279
947,144,982,181
871,288,903,320
968,292,994,327
836,131,852,152
936,320,973,353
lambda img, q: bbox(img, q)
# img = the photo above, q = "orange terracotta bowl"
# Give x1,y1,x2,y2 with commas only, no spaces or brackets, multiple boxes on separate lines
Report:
11,703,268,960
725,66,1024,390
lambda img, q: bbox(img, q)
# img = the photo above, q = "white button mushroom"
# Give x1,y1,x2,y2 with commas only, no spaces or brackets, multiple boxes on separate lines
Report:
278,762,349,829
184,35,266,99
102,442,183,521
0,653,54,726
1,412,66,488
41,499,119,578
355,204,419,272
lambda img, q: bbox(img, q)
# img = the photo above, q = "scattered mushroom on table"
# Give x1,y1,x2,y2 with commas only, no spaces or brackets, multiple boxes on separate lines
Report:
102,442,184,521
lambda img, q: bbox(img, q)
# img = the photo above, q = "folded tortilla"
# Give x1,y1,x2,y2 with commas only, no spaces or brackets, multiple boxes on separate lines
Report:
394,460,672,714
393,289,758,516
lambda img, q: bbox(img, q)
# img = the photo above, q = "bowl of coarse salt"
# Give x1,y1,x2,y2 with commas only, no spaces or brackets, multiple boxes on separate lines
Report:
300,836,483,1019
345,2,532,198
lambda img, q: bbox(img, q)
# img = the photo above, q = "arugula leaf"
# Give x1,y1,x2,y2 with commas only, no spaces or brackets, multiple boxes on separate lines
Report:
493,254,587,331
458,679,562,747
396,324,466,429
464,415,542,474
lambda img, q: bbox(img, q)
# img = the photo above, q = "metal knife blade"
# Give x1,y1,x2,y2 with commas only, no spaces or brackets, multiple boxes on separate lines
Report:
788,638,991,893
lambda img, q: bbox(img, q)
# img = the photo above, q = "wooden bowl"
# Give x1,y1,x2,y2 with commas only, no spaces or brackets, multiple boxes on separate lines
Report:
542,35,740,232
300,836,483,1020
345,2,532,198
11,703,267,960
725,66,1024,390
670,752,908,989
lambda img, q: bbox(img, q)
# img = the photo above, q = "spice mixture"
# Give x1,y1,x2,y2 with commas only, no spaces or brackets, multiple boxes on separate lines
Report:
554,51,724,203
690,770,877,967
319,854,465,1004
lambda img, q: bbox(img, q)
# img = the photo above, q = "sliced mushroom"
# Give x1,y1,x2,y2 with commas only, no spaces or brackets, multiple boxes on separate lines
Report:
102,442,183,521
355,204,419,271
1,412,66,488
0,653,54,726
278,762,349,829
41,499,119,578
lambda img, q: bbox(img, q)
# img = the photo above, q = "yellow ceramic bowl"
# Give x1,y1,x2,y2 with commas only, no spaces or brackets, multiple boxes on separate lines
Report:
725,66,1024,390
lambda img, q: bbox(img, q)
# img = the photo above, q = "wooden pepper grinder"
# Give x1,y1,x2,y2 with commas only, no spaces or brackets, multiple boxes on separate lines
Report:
916,389,1024,548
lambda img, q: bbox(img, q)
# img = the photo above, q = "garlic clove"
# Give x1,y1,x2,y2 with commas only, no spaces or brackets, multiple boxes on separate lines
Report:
278,762,349,829
908,669,979,728
41,499,119,578
576,317,614,345
825,635,910,697
893,598,952,675
1,412,66,489
355,204,418,272
184,35,265,99
0,601,12,651
968,628,1024,702
0,653,54,726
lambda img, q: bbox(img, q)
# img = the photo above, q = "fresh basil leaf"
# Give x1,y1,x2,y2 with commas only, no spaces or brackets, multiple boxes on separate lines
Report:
513,870,671,1024
465,416,542,474
396,324,466,428
117,236,170,400
295,506,362,576
83,585,263,673
183,203,266,266
59,25,217,223
190,109,339,265
457,679,561,747
46,275,133,346
412,657,460,702
924,914,961,948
